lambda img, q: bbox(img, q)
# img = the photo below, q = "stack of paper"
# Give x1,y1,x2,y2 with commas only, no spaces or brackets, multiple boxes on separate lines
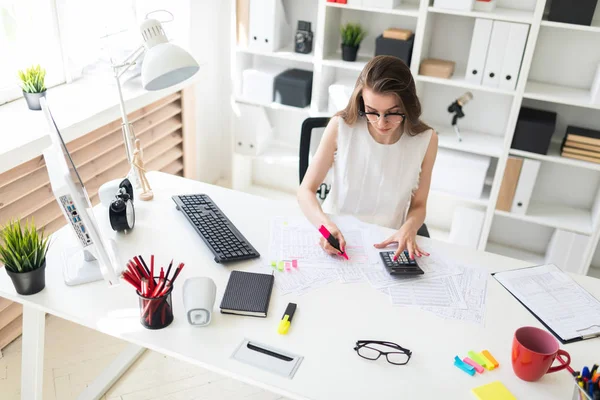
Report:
266,216,489,325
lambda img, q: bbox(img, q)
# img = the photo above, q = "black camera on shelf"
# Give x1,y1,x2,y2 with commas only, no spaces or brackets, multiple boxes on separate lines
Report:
295,21,313,54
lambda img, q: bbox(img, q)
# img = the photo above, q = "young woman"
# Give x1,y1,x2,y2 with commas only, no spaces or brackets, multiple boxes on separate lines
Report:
298,55,438,261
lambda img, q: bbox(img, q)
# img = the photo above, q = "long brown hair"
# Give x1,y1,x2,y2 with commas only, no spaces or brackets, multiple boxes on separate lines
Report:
336,55,431,136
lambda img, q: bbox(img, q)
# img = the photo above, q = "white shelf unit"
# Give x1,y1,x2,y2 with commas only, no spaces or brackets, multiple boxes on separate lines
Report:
230,0,600,276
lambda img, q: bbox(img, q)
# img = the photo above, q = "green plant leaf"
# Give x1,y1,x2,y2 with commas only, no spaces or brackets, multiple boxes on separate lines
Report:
0,218,50,273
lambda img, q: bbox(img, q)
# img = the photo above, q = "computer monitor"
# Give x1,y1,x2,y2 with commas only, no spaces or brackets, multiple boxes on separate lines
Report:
40,97,120,286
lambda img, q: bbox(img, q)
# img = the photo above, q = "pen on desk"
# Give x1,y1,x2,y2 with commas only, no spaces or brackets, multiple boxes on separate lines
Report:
318,225,349,260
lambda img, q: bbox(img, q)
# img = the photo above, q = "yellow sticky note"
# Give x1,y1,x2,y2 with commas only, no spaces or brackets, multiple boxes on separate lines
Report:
471,381,516,400
277,261,284,271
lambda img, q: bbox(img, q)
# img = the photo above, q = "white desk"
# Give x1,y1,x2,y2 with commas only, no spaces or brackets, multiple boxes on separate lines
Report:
1,172,598,400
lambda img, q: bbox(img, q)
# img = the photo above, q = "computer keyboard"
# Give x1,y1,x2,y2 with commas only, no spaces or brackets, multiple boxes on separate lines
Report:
172,194,260,263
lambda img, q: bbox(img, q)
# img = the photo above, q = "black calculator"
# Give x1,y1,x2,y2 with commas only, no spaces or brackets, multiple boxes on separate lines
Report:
379,251,424,276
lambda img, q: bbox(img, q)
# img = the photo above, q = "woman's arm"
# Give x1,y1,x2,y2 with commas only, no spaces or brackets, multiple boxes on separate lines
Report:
297,116,346,255
375,131,438,260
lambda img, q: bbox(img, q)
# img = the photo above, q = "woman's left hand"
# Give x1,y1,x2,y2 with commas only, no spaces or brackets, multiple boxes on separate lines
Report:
374,225,430,261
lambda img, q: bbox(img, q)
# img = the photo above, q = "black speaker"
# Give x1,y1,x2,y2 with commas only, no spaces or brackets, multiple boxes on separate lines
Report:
548,0,598,26
375,35,414,67
511,107,557,155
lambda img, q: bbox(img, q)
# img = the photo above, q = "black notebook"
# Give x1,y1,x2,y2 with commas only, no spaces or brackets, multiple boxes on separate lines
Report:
220,271,274,317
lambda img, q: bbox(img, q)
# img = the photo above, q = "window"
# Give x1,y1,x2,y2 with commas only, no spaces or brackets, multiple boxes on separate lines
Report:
0,0,190,105
56,0,139,81
0,0,65,105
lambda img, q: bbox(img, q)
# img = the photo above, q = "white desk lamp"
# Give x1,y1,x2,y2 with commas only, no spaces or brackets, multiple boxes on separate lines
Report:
112,12,199,183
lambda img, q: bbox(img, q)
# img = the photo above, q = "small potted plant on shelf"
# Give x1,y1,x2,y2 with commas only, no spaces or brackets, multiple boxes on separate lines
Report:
0,219,50,295
340,23,367,62
18,64,47,110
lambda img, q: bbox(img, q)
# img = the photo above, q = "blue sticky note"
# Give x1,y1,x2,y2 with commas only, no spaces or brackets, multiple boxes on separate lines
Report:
454,356,476,376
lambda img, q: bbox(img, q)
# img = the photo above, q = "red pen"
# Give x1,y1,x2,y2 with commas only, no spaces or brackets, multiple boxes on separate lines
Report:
318,225,349,260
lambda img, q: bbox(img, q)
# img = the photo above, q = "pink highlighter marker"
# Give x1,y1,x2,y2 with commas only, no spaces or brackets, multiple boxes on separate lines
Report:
318,225,349,260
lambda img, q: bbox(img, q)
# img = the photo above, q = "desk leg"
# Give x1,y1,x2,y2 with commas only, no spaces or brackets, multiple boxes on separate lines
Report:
76,344,145,400
21,306,45,400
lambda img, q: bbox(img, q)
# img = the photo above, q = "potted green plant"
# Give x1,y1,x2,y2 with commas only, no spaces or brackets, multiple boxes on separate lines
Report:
18,65,47,111
0,219,50,295
340,23,367,62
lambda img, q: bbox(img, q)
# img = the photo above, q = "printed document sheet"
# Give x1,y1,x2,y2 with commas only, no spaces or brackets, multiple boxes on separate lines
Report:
494,264,600,341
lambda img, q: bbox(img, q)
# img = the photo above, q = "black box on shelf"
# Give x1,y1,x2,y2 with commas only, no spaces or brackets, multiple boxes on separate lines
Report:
511,107,557,155
375,34,415,67
548,0,598,26
274,69,313,108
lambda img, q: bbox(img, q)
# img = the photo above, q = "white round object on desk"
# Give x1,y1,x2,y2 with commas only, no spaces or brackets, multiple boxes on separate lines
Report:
183,277,217,326
98,179,123,207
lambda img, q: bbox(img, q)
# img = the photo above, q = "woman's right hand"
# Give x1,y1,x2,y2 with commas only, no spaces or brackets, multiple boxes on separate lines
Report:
319,223,347,257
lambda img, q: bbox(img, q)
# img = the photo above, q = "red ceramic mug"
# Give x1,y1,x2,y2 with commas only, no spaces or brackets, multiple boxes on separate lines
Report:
512,326,571,382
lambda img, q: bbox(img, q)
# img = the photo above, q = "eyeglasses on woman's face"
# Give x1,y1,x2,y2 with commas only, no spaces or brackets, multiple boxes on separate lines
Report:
359,110,406,125
354,340,412,365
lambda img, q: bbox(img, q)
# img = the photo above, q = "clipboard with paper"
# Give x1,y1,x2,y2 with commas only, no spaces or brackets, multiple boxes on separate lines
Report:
493,264,600,344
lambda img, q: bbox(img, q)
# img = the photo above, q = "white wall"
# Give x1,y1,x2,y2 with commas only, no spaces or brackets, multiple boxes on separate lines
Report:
190,0,233,183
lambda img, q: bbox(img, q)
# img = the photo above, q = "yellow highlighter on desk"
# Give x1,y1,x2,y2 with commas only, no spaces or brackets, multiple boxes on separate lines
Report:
278,303,297,335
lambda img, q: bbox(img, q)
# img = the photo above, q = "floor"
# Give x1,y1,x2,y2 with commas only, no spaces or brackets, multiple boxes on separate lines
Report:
0,315,288,400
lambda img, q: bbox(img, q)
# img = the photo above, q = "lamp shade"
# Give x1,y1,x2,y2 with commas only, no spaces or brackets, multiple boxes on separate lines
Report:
142,43,199,91
140,18,199,91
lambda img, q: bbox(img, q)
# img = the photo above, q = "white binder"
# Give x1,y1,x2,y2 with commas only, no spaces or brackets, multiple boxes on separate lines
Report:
499,23,529,91
233,103,273,156
545,230,589,275
465,19,493,85
449,206,485,250
510,158,540,215
248,0,290,52
482,21,511,88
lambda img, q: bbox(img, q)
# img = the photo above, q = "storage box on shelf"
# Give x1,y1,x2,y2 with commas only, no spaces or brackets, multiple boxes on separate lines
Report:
511,107,556,154
274,69,314,108
375,31,415,66
546,0,599,27
242,65,287,105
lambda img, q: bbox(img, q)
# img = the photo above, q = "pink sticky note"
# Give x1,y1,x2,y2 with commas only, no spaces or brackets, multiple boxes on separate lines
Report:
463,357,485,374
285,262,292,271
292,260,298,268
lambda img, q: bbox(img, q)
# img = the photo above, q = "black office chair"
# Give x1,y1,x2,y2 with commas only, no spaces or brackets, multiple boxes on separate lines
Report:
299,117,429,238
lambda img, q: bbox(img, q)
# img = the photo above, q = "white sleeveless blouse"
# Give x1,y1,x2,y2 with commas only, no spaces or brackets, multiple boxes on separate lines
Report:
322,118,433,229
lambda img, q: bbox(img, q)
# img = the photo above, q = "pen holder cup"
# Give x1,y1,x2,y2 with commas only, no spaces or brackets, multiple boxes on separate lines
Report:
137,284,174,330
572,380,593,400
